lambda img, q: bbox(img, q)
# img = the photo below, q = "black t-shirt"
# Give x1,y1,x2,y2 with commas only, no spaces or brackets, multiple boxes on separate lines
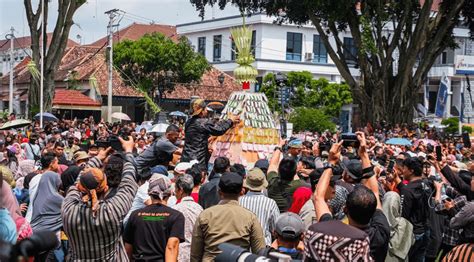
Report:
397,179,430,234
123,204,185,261
319,209,390,262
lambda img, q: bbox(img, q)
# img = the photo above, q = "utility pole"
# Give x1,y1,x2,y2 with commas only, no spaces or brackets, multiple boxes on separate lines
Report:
6,27,14,115
105,9,119,123
40,0,45,128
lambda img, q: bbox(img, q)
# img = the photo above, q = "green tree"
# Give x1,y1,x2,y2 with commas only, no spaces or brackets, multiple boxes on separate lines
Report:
290,107,336,133
441,117,473,134
259,71,352,117
113,33,210,118
190,0,474,124
24,0,87,115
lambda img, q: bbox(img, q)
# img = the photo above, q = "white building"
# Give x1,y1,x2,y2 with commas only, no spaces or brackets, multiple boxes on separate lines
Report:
177,13,359,83
178,13,474,124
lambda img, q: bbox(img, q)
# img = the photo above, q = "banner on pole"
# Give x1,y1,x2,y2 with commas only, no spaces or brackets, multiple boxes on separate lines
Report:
435,75,449,118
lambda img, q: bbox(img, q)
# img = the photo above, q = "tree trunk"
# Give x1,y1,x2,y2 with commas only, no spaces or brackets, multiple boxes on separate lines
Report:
28,72,55,117
355,77,418,125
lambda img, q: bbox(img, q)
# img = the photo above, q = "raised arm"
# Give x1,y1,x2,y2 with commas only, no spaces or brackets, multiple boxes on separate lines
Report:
313,141,343,221
202,114,240,136
357,131,382,210
268,139,286,174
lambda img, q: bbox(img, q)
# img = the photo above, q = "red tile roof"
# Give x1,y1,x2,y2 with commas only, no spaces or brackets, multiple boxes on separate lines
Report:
89,22,177,47
165,68,242,101
1,48,239,102
420,0,441,11
53,89,101,107
0,33,78,53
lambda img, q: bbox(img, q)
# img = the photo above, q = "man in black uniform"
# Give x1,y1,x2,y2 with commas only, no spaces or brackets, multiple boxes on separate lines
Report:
181,98,239,170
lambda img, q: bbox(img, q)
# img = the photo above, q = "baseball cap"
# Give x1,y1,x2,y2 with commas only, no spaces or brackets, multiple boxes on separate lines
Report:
309,168,341,189
275,212,304,239
342,158,364,181
288,139,303,149
190,98,207,116
73,151,90,162
218,172,243,194
254,159,269,173
243,168,268,191
174,160,199,174
150,165,169,176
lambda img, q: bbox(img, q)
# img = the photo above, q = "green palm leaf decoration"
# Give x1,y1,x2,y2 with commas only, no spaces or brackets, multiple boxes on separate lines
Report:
230,18,258,84
27,61,41,82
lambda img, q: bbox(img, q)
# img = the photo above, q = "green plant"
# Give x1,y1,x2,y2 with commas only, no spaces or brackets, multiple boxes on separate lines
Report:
259,71,352,117
289,107,336,133
462,125,473,134
441,117,466,134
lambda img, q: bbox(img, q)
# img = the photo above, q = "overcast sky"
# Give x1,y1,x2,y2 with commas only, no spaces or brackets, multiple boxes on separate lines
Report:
0,0,240,44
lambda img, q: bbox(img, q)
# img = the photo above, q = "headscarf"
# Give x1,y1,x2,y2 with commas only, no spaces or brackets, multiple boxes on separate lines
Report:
25,173,42,222
15,160,36,180
329,185,349,220
29,171,64,232
148,174,172,200
0,180,21,222
77,168,108,217
12,142,25,161
1,180,33,243
382,192,415,261
289,187,312,214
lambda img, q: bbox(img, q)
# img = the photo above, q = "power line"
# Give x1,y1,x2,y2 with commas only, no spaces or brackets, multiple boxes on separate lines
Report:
118,10,157,24
0,39,10,49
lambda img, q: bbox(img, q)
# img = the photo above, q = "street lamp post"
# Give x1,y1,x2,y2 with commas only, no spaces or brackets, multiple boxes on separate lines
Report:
275,72,288,138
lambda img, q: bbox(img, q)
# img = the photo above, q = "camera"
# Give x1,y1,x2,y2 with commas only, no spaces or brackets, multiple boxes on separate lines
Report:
341,133,360,148
215,243,295,262
95,127,131,151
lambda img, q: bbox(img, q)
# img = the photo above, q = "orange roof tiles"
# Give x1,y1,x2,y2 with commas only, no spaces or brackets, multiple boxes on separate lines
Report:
89,22,177,47
0,33,78,53
166,68,242,101
53,89,101,107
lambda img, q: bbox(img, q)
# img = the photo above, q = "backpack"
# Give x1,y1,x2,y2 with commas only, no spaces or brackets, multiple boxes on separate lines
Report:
28,143,41,162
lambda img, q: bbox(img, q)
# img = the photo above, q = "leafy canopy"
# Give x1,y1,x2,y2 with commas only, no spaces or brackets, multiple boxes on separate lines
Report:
260,71,352,117
113,33,210,92
290,107,336,133
190,0,474,124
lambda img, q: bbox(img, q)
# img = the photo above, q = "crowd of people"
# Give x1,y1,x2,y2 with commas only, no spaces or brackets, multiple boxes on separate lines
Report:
0,102,473,261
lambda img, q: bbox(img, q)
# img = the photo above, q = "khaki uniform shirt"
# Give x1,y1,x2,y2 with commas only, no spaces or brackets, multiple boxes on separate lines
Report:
190,199,266,262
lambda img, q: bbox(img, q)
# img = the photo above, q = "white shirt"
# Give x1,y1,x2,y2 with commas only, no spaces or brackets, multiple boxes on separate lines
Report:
123,181,150,225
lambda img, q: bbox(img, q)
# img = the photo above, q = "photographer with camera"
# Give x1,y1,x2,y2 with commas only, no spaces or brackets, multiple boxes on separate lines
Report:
311,132,390,261
61,136,143,261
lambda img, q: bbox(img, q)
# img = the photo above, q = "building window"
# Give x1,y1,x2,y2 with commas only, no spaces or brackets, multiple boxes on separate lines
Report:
197,37,206,56
343,37,358,63
231,38,236,61
441,51,447,64
313,35,327,63
286,32,302,61
251,30,256,57
213,35,222,62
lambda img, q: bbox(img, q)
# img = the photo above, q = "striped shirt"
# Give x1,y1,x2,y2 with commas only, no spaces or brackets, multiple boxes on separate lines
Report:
239,191,280,245
62,156,138,261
